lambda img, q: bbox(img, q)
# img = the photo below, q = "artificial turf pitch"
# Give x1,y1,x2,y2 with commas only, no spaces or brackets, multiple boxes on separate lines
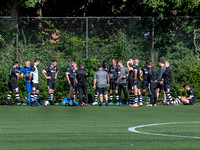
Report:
0,104,199,150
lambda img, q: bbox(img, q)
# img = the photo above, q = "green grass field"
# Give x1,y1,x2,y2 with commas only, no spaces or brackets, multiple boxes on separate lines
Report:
0,104,200,150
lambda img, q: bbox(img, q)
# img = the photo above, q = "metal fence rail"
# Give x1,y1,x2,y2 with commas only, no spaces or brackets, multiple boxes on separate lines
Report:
0,16,199,64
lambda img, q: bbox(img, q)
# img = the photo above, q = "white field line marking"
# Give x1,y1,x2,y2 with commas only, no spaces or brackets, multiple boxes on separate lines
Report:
128,121,200,139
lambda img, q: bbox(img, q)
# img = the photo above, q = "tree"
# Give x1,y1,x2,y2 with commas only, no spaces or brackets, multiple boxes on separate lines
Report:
143,0,200,18
0,0,46,16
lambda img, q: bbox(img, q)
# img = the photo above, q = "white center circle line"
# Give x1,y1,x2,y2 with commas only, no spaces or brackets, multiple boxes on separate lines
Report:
128,121,200,139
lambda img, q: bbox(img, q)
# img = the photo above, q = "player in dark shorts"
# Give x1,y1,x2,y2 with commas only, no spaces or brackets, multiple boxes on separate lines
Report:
6,61,23,105
75,64,90,107
64,59,77,106
109,58,120,105
42,60,58,105
92,66,99,105
29,58,41,106
174,84,195,105
116,60,129,105
130,59,141,107
93,64,109,106
146,62,158,106
134,59,143,106
127,58,135,105
156,59,166,105
162,61,172,105
102,60,109,103
140,62,151,104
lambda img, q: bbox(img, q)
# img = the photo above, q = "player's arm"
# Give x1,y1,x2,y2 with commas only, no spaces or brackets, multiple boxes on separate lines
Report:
106,73,110,87
109,73,112,79
93,72,97,89
186,90,194,100
127,61,132,71
93,79,97,89
115,71,120,84
29,66,35,83
140,72,143,81
42,70,51,79
19,67,25,78
55,71,58,79
55,68,58,79
29,73,32,83
15,69,22,79
65,73,71,86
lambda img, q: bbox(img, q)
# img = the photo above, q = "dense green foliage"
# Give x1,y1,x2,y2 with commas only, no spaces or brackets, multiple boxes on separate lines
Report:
1,17,200,103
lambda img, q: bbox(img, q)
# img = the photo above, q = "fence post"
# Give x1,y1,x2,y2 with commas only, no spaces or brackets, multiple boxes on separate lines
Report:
86,17,88,59
151,17,155,64
16,17,19,61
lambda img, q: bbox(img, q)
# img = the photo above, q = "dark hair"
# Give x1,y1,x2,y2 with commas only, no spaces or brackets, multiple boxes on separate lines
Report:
71,59,76,62
52,60,57,63
118,60,123,64
111,58,116,61
158,59,163,63
98,64,103,68
103,60,108,64
34,58,40,63
165,60,170,64
13,61,19,66
147,62,153,66
183,84,189,88
79,63,84,68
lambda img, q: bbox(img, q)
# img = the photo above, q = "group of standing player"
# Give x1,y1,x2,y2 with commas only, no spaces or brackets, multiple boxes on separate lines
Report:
6,57,196,106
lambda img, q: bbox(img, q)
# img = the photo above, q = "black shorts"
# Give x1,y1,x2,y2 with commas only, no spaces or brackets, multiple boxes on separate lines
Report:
110,80,118,90
157,83,164,90
164,83,171,93
183,99,195,105
136,81,141,89
32,83,39,91
47,80,56,90
69,78,76,90
133,79,140,89
142,80,148,90
98,87,108,95
8,80,18,91
128,80,134,90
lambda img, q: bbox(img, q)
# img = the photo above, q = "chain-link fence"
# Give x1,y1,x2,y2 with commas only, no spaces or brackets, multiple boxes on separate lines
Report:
1,16,200,101
0,17,155,64
1,16,199,64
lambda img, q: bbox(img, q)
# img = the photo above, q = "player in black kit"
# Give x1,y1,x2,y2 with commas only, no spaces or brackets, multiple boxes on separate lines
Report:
174,84,196,105
42,60,58,105
109,58,120,105
65,59,77,106
146,62,158,106
75,64,90,107
156,59,166,104
127,58,135,105
134,59,143,106
6,61,23,105
140,62,151,104
29,58,41,106
162,61,172,105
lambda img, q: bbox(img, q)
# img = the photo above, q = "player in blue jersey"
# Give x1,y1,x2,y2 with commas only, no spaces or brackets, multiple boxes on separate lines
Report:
20,60,32,105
